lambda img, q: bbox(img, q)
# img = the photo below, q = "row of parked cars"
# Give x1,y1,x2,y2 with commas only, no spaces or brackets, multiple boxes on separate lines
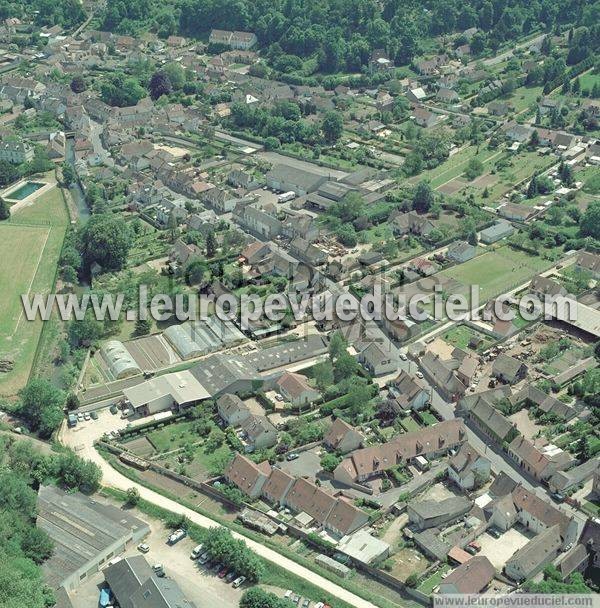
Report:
190,544,246,588
283,590,330,608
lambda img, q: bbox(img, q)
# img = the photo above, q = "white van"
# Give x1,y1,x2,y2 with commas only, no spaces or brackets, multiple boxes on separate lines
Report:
190,544,204,559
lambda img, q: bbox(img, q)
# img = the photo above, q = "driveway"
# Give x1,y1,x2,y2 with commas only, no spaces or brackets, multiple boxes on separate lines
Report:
477,527,532,570
67,511,243,608
279,447,323,477
58,418,380,608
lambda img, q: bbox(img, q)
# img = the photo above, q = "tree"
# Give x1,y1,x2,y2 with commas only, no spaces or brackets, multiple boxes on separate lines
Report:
206,230,217,258
577,435,591,461
334,352,360,383
163,62,185,91
18,379,64,438
78,213,131,273
313,360,334,389
0,197,9,221
465,157,484,180
580,200,600,239
413,181,434,213
527,176,538,198
240,587,288,608
61,162,76,187
406,573,419,587
126,487,140,506
320,453,342,472
0,159,20,186
329,331,347,361
134,318,151,336
529,129,540,148
70,76,87,93
321,110,343,144
149,70,172,100
100,72,145,107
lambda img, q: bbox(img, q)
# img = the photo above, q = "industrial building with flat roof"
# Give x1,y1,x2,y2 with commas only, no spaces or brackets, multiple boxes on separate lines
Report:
123,370,211,415
37,485,149,593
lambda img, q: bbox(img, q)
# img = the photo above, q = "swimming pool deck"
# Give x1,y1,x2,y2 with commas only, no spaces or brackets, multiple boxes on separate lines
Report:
3,177,56,212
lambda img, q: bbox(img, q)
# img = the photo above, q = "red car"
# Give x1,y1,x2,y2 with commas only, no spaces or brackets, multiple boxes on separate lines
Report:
218,567,229,579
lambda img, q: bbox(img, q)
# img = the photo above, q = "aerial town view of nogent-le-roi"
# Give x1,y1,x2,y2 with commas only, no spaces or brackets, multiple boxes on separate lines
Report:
0,1,599,607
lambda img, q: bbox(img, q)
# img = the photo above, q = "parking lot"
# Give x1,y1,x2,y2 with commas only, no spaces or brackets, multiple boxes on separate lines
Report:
68,510,244,608
279,446,323,477
477,526,533,570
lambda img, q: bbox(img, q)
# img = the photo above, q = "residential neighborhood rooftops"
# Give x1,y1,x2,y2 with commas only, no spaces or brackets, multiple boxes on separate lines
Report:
439,556,495,594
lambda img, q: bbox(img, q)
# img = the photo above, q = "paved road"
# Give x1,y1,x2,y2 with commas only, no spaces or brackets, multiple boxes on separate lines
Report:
59,417,380,608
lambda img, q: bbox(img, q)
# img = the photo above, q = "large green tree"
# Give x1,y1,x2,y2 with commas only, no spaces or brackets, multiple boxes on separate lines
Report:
18,379,64,438
78,213,132,273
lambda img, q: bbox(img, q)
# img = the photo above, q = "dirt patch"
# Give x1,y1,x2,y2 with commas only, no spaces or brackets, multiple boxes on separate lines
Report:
123,436,156,458
389,547,430,582
509,409,543,440
438,179,464,195
471,173,498,188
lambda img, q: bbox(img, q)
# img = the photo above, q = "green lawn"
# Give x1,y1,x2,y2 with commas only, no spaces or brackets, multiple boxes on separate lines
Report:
0,185,68,396
578,72,600,92
417,564,451,594
400,417,421,432
417,411,438,426
441,246,553,302
146,420,200,452
443,325,495,352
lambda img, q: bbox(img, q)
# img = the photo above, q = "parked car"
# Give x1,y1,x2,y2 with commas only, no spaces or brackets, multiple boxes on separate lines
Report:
286,453,300,461
416,371,424,379
400,353,408,361
292,595,300,605
315,603,325,608
90,411,98,420
84,412,91,421
109,404,118,415
232,576,246,588
225,571,237,583
167,529,186,545
152,564,165,577
77,413,84,421
284,590,293,599
137,543,150,554
488,527,501,539
551,492,565,503
212,562,223,572
218,566,229,579
302,600,311,608
198,552,210,565
465,545,478,555
190,544,204,559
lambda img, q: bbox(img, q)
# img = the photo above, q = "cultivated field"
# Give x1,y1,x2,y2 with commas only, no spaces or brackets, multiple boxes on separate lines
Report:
0,186,68,396
441,246,552,301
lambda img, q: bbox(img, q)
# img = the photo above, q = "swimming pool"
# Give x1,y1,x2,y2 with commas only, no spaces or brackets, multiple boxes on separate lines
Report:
7,181,45,200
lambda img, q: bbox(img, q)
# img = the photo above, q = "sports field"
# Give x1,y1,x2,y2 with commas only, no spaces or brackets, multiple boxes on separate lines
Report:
0,186,68,396
441,246,553,301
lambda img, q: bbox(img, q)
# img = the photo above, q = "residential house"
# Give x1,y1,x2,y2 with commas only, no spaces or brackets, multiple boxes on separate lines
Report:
170,239,201,267
507,436,572,482
529,275,568,299
457,387,518,444
209,29,257,50
241,415,278,451
409,257,438,276
323,418,363,454
289,237,327,266
504,122,534,143
436,87,459,103
276,371,320,407
487,101,511,116
387,370,429,411
261,468,295,505
334,419,467,484
447,443,491,490
217,393,251,426
391,211,435,238
0,137,33,163
439,556,495,594
357,342,396,376
233,203,282,239
505,525,562,581
446,241,476,263
406,87,427,103
413,107,439,128
575,251,600,279
420,352,468,402
498,202,536,222
548,458,600,495
492,354,527,385
408,496,472,530
225,453,271,498
479,221,514,244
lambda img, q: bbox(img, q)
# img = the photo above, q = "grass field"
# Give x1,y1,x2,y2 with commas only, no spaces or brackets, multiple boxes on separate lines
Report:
441,246,552,301
0,186,68,396
443,325,495,352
